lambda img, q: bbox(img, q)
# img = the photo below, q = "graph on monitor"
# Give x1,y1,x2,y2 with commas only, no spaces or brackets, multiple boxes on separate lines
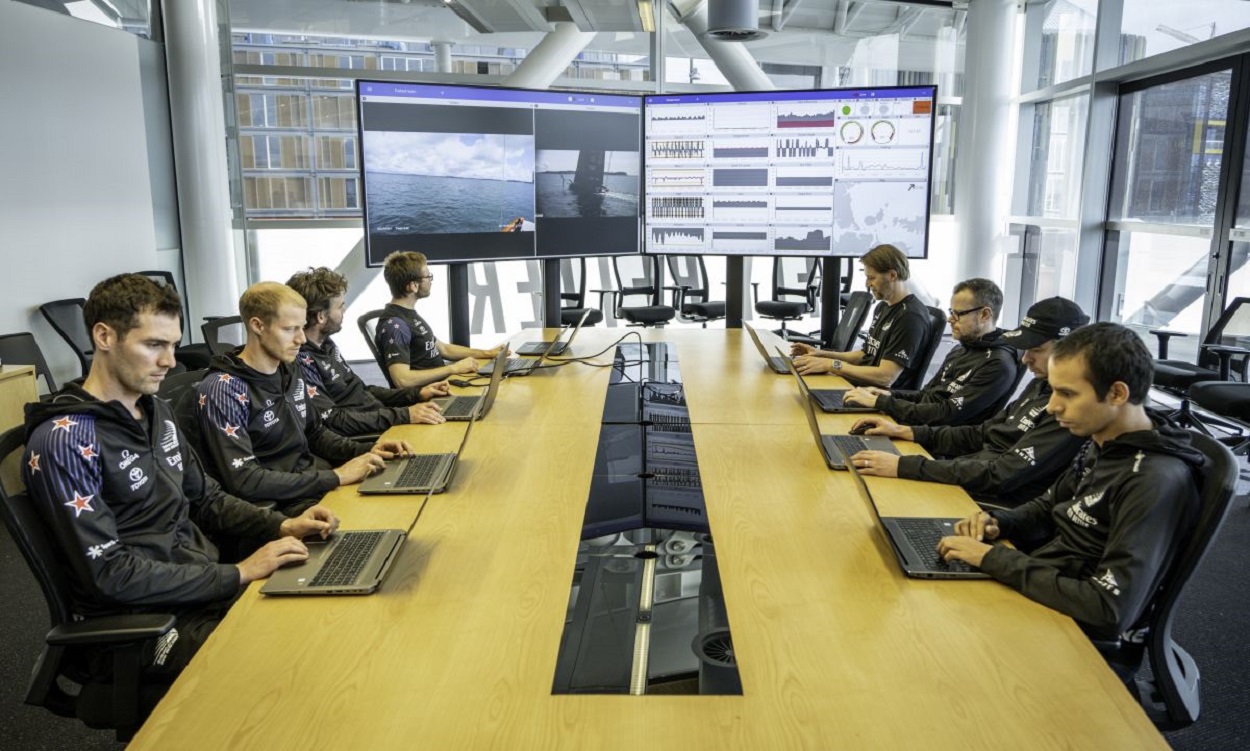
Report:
642,86,936,258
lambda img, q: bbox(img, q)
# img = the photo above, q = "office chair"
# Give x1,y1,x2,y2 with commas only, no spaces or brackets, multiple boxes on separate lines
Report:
602,255,676,327
665,255,725,327
0,427,176,742
201,316,244,356
1149,297,1250,434
39,298,93,378
890,306,948,392
826,290,872,353
557,257,604,327
357,309,397,388
0,332,58,396
1115,432,1236,730
753,257,820,340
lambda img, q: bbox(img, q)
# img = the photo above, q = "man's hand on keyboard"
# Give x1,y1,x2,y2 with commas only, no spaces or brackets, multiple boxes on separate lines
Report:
450,357,479,375
371,439,415,459
954,512,1000,543
408,402,446,425
843,387,881,408
237,537,310,585
335,453,387,485
850,415,912,440
849,450,899,477
936,535,992,569
279,505,340,541
419,380,451,400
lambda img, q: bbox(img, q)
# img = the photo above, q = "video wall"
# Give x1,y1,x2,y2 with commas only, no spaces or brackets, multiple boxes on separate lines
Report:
356,83,936,265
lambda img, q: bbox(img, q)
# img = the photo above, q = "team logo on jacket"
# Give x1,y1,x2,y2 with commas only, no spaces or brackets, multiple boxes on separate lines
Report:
1132,450,1145,473
950,396,965,408
77,444,97,460
307,386,319,398
65,492,95,517
118,449,139,470
1080,490,1104,508
129,466,148,491
51,416,78,433
161,420,180,453
86,539,118,560
894,349,909,361
1066,501,1098,528
27,453,40,473
231,455,255,469
1013,446,1036,464
262,410,280,429
1093,569,1121,596
294,383,305,402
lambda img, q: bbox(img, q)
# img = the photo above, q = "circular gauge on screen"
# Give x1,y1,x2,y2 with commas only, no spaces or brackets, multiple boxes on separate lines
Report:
870,120,896,144
840,121,864,145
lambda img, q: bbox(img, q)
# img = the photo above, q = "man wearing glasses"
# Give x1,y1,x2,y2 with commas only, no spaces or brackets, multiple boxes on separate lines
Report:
841,279,1020,427
849,297,1089,510
376,251,506,389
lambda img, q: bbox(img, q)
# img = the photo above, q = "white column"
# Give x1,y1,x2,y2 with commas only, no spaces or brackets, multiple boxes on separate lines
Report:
162,0,240,329
433,41,453,73
503,23,596,90
953,0,1017,283
670,0,775,91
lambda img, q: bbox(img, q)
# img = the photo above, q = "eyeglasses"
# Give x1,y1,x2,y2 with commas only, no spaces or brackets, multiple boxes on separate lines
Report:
416,274,434,282
947,306,987,320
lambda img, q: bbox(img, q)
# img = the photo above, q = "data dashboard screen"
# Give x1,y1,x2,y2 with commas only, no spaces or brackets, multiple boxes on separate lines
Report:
642,86,936,258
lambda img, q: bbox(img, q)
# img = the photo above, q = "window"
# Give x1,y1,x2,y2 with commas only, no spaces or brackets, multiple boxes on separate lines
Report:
1028,0,1097,90
1022,94,1090,219
312,95,356,130
1117,1,1250,65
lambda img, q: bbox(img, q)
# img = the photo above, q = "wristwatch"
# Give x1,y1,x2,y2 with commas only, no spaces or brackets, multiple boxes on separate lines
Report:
831,360,842,371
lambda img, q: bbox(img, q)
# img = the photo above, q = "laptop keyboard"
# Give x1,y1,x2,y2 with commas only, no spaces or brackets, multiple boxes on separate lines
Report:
308,531,385,587
828,435,873,459
893,518,976,573
442,396,479,418
395,453,448,489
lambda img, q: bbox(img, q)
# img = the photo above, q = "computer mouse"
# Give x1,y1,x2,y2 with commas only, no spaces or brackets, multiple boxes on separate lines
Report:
849,422,870,436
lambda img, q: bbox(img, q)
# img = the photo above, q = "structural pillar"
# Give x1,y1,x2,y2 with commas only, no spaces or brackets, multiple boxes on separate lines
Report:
433,41,453,73
952,0,1017,283
504,22,597,89
162,0,240,331
669,0,776,91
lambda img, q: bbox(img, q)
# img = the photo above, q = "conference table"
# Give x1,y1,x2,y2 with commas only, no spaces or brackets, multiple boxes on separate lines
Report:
129,328,1166,750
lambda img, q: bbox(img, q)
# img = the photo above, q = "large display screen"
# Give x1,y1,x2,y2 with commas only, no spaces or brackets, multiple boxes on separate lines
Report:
642,86,936,258
357,82,642,265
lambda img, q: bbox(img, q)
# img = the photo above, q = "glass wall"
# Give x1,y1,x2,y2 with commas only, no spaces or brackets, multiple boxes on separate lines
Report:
1116,1,1250,65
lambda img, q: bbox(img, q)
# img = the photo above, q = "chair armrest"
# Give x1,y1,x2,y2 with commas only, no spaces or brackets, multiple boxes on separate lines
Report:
591,289,620,318
750,282,760,306
1200,344,1250,380
46,613,176,647
1148,329,1189,359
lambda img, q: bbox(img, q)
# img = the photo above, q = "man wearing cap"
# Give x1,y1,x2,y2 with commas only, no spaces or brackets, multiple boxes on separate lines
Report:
848,297,1090,509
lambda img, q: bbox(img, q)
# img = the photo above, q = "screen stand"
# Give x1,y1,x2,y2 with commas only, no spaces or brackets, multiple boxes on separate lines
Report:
448,262,470,346
726,256,744,328
543,258,562,328
820,257,842,350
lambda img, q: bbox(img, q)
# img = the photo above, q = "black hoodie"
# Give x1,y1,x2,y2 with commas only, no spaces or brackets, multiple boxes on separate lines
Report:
22,385,285,617
196,352,371,511
875,329,1020,427
980,414,1205,640
298,336,421,436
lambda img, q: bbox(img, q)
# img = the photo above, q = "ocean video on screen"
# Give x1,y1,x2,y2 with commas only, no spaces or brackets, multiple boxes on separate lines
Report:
363,130,535,236
536,149,640,219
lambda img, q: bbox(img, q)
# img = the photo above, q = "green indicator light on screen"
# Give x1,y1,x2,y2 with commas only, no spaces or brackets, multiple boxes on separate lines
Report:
841,105,851,115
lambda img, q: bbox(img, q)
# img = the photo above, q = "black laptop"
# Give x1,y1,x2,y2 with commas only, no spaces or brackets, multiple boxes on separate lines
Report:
774,347,876,413
358,413,476,495
847,466,993,580
514,308,591,357
260,528,408,595
743,321,790,374
786,357,899,471
438,349,505,420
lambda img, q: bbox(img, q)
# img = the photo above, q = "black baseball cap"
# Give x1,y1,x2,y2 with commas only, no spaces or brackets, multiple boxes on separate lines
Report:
1001,297,1089,350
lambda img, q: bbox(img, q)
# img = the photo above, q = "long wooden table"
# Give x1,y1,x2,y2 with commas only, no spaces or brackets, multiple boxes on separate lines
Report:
130,329,1166,750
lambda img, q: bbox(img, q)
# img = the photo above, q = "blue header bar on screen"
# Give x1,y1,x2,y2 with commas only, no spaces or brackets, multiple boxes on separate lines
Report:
358,81,639,109
644,87,935,105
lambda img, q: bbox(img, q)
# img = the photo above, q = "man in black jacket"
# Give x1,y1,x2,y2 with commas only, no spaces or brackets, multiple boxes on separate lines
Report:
842,278,1019,426
790,244,932,388
196,282,413,515
22,274,338,681
938,323,1204,673
287,267,448,435
849,297,1089,508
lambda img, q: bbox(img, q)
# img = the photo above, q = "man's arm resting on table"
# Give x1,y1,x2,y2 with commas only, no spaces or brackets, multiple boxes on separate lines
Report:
388,361,474,389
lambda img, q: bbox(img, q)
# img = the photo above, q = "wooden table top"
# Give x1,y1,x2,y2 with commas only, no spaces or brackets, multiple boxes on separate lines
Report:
129,329,1164,750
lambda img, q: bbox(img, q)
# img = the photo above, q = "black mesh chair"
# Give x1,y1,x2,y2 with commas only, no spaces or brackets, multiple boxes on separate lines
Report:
357,309,397,388
557,258,603,327
891,306,948,392
602,255,676,327
1149,298,1250,433
665,255,725,327
1105,432,1236,729
39,298,93,378
827,291,872,353
0,427,175,741
753,257,820,340
136,270,213,369
0,332,57,395
201,316,244,357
